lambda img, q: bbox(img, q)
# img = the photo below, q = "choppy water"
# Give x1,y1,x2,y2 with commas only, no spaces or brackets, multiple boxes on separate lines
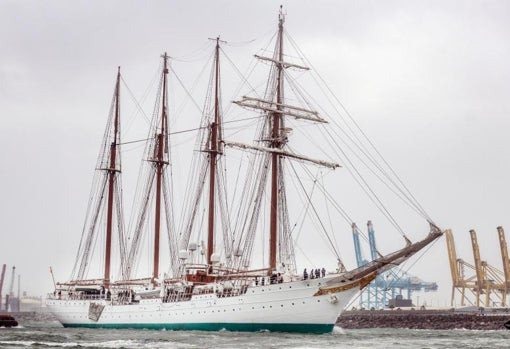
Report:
1,321,509,348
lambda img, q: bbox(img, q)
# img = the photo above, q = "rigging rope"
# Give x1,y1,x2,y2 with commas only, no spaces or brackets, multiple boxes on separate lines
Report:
117,116,259,146
287,159,343,262
286,31,433,223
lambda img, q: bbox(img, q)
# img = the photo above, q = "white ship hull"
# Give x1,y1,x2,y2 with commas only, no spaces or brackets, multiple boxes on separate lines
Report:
46,276,359,333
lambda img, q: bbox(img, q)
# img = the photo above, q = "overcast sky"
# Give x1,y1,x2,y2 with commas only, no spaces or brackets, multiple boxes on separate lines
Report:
1,0,509,307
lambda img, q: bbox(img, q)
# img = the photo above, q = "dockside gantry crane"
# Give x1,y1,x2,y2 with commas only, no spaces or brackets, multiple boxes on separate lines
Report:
470,229,506,307
5,266,15,312
445,229,478,306
497,226,510,302
352,221,438,309
470,229,488,306
0,264,6,311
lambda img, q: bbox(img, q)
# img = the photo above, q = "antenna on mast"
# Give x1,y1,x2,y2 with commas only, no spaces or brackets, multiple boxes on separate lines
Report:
279,5,285,24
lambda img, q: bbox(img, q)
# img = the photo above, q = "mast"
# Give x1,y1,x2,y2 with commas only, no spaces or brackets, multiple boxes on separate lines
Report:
72,67,127,282
104,67,121,286
153,53,169,282
207,38,222,268
231,8,328,273
269,8,285,272
231,7,337,273
123,53,175,281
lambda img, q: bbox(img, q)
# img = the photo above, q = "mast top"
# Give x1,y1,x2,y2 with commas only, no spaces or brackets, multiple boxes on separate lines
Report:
208,36,227,46
279,5,285,26
162,52,169,74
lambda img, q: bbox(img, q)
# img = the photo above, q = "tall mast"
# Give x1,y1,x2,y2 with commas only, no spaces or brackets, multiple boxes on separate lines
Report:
269,9,285,272
153,53,169,282
104,67,121,286
231,7,336,273
207,38,222,268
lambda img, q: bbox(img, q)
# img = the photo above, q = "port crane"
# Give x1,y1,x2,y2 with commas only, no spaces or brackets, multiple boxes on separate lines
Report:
5,266,15,312
352,221,438,309
445,229,478,306
470,229,506,307
0,264,6,311
497,226,510,303
446,228,507,307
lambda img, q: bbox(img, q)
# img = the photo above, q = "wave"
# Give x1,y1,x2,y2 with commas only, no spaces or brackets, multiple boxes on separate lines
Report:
0,339,139,348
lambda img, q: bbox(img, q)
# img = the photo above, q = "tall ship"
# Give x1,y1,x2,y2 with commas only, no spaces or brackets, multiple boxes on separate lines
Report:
46,9,443,333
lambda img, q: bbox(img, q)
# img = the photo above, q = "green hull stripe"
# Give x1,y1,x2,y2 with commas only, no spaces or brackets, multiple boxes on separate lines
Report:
63,322,334,334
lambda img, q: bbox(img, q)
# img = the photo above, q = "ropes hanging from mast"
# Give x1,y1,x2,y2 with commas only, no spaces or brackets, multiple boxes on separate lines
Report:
285,31,434,226
177,37,234,272
125,53,177,282
71,67,127,284
70,7,441,286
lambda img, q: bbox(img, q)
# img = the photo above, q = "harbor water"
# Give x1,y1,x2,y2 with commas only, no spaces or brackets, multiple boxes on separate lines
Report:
1,321,509,348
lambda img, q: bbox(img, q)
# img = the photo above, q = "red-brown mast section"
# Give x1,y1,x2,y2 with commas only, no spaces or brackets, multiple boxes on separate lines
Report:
269,11,285,272
153,53,169,282
207,38,222,268
104,67,121,286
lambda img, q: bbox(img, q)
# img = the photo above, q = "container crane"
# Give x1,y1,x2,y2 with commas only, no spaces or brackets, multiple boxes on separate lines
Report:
497,226,510,303
352,223,367,267
352,221,438,309
445,229,478,306
367,221,379,260
470,229,506,307
5,266,15,312
352,223,385,308
15,275,20,312
0,264,6,311
470,229,485,307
